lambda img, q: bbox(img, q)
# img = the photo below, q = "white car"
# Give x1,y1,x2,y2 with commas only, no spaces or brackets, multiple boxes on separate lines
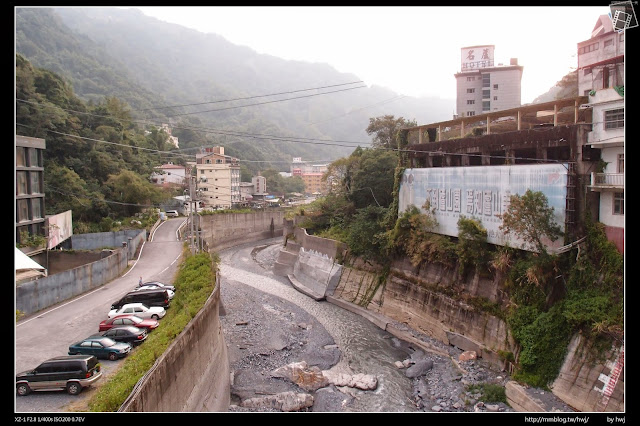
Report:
108,303,166,320
136,285,175,299
166,210,179,217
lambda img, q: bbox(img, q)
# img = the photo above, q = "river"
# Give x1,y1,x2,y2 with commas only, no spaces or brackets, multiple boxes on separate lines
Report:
218,238,419,412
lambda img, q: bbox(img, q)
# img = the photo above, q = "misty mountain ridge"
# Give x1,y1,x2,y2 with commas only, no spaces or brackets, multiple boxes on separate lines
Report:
15,7,571,168
15,7,457,167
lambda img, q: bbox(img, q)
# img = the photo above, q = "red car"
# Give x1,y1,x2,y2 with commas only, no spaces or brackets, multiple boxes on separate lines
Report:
99,315,159,332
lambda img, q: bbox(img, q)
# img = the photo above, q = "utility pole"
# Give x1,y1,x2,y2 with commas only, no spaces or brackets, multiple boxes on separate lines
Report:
189,174,195,254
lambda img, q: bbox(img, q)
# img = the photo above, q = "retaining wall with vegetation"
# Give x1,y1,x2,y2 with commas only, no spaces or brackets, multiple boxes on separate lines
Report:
280,226,625,413
119,272,230,412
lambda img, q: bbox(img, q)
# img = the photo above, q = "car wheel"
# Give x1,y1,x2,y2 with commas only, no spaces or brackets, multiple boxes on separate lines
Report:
152,314,159,320
66,382,82,395
16,383,31,396
108,352,118,361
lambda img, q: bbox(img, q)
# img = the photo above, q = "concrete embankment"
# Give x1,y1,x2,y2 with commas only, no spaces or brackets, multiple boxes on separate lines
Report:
274,223,625,413
119,272,230,412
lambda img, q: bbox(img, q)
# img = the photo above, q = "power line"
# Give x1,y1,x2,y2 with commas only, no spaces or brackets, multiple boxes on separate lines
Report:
155,84,367,118
133,80,365,112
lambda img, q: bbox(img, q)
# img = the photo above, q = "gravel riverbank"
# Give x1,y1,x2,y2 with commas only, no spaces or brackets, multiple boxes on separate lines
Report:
218,239,575,413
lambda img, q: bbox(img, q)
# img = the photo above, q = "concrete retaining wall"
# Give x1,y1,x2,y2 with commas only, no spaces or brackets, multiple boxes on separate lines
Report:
16,230,146,316
70,229,146,260
551,334,624,412
16,249,128,316
119,272,230,412
200,211,286,252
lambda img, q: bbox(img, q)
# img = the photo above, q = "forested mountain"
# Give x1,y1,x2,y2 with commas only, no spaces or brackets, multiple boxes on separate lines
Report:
15,7,455,172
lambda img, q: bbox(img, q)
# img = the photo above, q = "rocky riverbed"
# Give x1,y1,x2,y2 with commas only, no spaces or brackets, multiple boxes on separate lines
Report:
218,239,575,413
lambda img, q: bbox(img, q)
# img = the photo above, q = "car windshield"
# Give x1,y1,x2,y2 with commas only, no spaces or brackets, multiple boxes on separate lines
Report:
100,338,117,347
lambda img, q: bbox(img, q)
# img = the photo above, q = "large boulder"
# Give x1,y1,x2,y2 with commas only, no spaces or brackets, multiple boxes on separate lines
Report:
241,391,314,412
405,359,434,378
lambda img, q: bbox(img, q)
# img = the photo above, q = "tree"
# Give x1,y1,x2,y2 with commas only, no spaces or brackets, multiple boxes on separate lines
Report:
366,115,418,149
500,190,563,254
104,170,165,217
348,148,398,209
457,216,489,275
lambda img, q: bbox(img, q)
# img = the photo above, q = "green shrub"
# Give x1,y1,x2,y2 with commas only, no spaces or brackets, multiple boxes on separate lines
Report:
466,383,507,404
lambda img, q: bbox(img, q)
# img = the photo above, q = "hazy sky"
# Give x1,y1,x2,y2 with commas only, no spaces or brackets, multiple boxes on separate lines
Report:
133,6,613,104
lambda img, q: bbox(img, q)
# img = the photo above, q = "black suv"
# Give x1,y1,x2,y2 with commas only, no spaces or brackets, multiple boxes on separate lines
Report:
16,355,102,396
111,288,170,310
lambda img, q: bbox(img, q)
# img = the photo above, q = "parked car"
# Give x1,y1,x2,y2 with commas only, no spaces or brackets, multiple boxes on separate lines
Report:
108,302,166,320
111,288,170,310
140,281,176,292
136,285,175,299
99,315,159,332
16,355,102,396
166,210,179,217
98,326,148,346
68,336,131,361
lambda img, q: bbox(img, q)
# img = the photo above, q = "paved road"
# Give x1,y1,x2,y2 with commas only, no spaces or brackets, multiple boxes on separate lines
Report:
15,218,186,413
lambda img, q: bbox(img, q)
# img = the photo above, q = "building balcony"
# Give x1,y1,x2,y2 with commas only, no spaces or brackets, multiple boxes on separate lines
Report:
590,172,624,191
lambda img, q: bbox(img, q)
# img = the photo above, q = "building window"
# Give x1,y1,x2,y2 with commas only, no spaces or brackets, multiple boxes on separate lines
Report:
466,88,475,93
584,68,592,76
493,96,498,101
30,171,41,194
28,148,40,167
482,89,490,98
604,108,624,129
17,171,28,195
482,101,490,111
482,74,490,87
466,76,475,81
467,100,475,104
618,154,624,173
32,198,43,219
493,84,499,90
613,192,624,215
579,42,599,54
16,147,26,167
17,199,29,222
466,111,475,117
604,38,613,47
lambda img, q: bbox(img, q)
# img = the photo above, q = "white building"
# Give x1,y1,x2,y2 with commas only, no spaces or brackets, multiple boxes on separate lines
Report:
151,163,188,186
580,15,624,254
454,45,523,117
196,147,240,209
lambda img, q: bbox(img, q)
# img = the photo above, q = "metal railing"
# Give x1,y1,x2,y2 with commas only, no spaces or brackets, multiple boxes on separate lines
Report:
591,172,624,188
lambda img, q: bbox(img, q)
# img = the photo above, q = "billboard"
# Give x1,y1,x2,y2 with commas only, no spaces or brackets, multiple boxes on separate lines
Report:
398,164,568,252
46,210,73,249
461,45,495,71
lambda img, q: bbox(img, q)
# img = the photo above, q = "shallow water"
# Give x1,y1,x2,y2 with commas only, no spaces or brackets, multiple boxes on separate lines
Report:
220,240,418,412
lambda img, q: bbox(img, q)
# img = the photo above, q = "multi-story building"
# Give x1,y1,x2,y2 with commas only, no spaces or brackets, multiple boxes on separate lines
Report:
151,162,188,186
290,157,328,195
579,15,624,254
252,175,267,195
195,147,240,209
16,135,46,246
454,45,523,118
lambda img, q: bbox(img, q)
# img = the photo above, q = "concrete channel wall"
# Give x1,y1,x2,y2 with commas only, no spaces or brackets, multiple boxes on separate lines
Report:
15,230,146,316
276,222,625,413
119,272,230,412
